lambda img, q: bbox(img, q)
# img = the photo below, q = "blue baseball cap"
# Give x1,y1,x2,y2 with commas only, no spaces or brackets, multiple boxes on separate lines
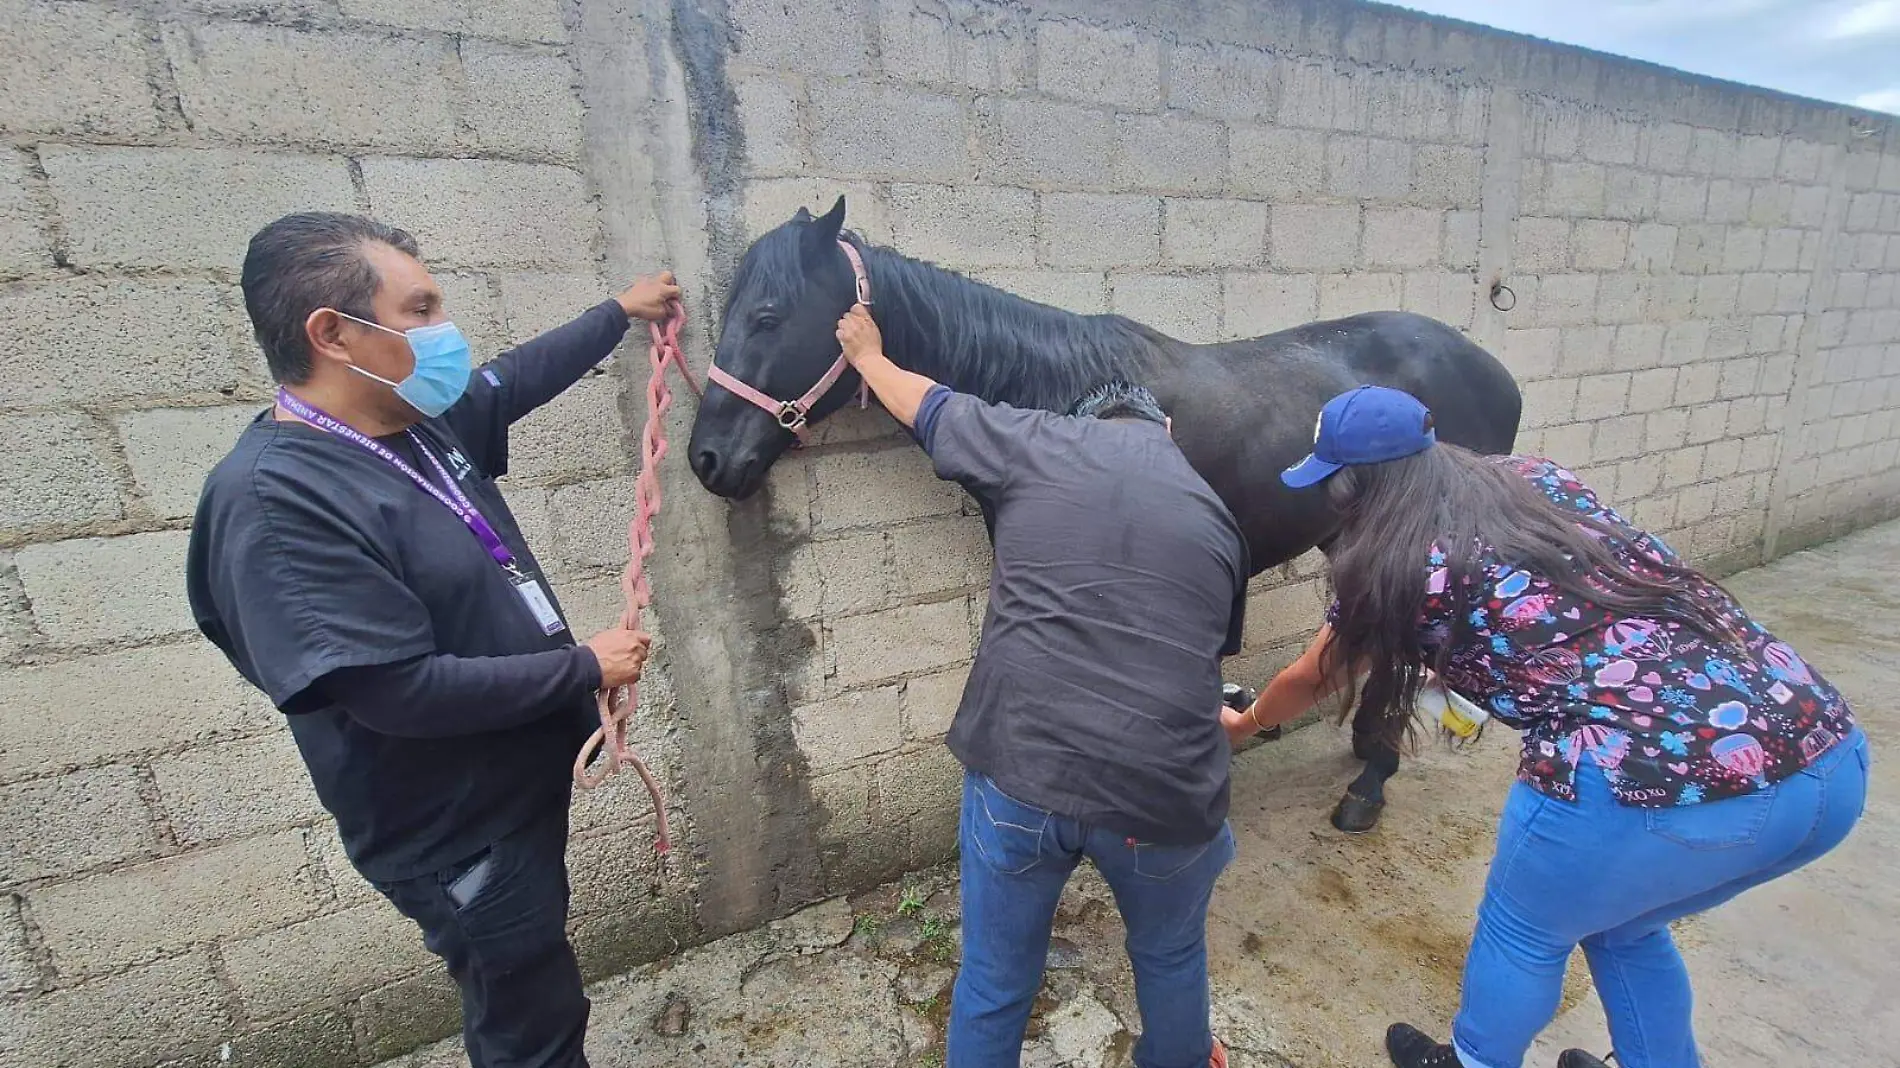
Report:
1281,385,1436,488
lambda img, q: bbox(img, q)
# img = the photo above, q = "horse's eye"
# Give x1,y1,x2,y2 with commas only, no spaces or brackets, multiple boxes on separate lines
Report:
752,313,780,332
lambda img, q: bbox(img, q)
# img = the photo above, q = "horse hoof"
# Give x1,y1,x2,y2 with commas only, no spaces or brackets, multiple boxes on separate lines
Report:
1331,793,1384,834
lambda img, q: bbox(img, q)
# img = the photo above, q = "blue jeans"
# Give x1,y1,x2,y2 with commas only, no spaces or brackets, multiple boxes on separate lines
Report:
949,772,1236,1068
1454,729,1870,1068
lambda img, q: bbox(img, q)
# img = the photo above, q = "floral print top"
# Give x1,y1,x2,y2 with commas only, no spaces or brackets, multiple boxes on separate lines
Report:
1339,456,1857,808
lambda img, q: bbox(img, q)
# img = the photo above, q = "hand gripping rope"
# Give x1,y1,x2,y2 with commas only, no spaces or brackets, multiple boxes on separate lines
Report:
572,299,700,854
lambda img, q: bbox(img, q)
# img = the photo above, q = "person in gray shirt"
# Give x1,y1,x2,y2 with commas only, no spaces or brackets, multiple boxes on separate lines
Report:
835,307,1248,1068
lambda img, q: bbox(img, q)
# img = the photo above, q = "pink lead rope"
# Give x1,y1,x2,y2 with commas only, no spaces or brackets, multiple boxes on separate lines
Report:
572,299,700,854
705,239,871,439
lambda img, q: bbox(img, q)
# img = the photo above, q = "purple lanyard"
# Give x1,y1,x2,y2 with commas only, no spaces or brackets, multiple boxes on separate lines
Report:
276,389,517,570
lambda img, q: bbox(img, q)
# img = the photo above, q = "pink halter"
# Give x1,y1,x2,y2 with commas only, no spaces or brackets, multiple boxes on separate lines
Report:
706,239,872,441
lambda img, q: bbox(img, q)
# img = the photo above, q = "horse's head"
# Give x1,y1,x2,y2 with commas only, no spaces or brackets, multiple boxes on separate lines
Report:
689,196,865,500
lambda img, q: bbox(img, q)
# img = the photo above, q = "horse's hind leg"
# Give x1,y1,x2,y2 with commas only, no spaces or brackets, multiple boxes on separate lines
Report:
1333,697,1399,833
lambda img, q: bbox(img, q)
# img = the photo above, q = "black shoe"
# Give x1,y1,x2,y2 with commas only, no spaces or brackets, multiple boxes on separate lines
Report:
1386,1023,1461,1068
1557,1051,1613,1068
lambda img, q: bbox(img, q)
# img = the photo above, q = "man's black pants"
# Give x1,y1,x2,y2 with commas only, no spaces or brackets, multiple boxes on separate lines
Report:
374,805,589,1068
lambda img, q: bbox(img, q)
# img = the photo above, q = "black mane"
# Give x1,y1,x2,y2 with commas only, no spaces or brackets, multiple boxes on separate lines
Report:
851,237,1166,413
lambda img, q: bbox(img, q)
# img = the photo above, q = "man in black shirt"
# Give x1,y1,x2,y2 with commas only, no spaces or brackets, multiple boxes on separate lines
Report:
834,308,1248,1068
187,212,674,1068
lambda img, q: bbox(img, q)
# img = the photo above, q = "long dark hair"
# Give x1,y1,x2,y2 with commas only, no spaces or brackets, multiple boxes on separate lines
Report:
1322,443,1745,750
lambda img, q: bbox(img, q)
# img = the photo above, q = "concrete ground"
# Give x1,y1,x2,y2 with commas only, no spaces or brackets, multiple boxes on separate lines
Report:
386,521,1897,1068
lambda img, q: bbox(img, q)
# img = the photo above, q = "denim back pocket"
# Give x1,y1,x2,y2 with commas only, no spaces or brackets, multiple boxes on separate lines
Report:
969,776,1051,876
1642,787,1776,851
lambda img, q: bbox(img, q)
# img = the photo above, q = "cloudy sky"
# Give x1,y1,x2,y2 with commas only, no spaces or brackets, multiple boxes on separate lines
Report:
1383,0,1900,114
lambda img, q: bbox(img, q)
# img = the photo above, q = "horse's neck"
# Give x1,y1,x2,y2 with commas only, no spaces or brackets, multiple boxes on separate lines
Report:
859,246,1157,412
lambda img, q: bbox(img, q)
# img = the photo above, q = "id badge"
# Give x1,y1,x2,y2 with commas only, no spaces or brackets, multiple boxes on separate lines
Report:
508,568,566,636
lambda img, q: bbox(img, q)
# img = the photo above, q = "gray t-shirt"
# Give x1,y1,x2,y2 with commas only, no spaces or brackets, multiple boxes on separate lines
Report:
922,393,1249,845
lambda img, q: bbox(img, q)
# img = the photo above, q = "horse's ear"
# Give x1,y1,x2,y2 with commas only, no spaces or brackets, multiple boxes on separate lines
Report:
804,196,847,254
791,206,812,223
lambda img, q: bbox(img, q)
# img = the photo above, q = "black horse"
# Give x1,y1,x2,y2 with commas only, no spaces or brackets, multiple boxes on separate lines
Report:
687,198,1522,831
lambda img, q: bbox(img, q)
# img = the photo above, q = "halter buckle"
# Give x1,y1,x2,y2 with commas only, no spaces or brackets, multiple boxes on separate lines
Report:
776,402,808,431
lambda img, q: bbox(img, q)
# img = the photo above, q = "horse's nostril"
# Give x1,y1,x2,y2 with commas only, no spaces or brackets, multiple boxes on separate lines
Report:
694,450,719,481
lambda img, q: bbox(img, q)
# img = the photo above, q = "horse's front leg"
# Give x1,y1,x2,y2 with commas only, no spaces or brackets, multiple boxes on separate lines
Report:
1333,699,1399,833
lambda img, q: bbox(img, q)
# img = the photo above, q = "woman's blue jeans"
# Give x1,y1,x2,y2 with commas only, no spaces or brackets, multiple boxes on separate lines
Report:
1453,730,1870,1068
949,772,1236,1068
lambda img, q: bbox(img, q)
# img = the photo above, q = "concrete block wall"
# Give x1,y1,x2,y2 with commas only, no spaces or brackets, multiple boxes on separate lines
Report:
4,0,1900,1065
0,2,693,1066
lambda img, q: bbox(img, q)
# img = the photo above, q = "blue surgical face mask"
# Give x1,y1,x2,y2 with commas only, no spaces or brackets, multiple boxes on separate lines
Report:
337,312,472,418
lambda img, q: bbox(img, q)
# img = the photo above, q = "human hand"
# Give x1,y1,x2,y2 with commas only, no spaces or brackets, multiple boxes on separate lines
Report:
835,304,884,367
1222,706,1258,748
584,628,651,688
617,271,681,321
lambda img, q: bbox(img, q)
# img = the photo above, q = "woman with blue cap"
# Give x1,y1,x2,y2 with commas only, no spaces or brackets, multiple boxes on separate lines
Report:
1223,385,1868,1068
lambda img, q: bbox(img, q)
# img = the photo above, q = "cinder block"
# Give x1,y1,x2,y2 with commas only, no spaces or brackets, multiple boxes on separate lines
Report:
40,143,357,269
1229,126,1328,199
1734,135,1784,180
115,405,263,522
1318,274,1402,320
439,270,509,364
1593,414,1647,463
1270,205,1359,271
1,949,230,1067
0,149,48,278
1414,144,1484,209
1558,326,1616,377
1647,408,1691,452
500,374,634,484
1575,373,1633,421
1627,223,1678,273
1513,217,1572,272
1502,327,1562,380
810,82,967,182
877,742,963,822
0,0,159,136
1401,272,1476,331
546,476,638,571
811,447,964,533
903,663,969,740
1539,161,1607,218
730,0,870,75
1579,114,1642,166
225,901,432,1021
151,733,324,846
338,0,566,43
888,183,1036,269
743,178,893,245
0,644,277,781
314,826,381,908
460,41,585,163
0,765,157,885
1646,123,1695,173
1627,368,1680,415
1657,176,1709,224
1444,210,1481,270
793,686,905,769
1224,273,1318,338
1111,273,1221,343
1671,225,1725,275
1327,136,1412,201
975,270,1107,314
1115,114,1226,194
165,23,458,152
1719,356,1764,398
1168,42,1279,122
972,97,1113,189
735,76,805,176
1,895,33,994
1748,183,1794,228
1706,318,1751,360
783,529,891,622
1243,578,1328,649
0,279,248,407
1040,193,1161,269
1520,377,1578,429
1686,402,1732,445
876,0,1030,90
1695,274,1741,319
1277,58,1365,132
1362,208,1443,269
1722,228,1767,273
1705,180,1752,224
1604,170,1660,222
0,413,122,535
1612,323,1667,372
828,598,970,687
1735,272,1780,317
1654,275,1701,321
1164,199,1268,268
1036,21,1159,110
357,968,464,1061
1525,274,1599,327
31,830,322,978
361,157,597,271
1366,71,1487,146
15,532,192,646
1574,220,1631,271
1597,274,1647,324
496,272,611,343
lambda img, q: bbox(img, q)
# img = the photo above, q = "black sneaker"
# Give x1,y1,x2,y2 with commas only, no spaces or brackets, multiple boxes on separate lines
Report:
1557,1051,1613,1068
1385,1023,1462,1068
